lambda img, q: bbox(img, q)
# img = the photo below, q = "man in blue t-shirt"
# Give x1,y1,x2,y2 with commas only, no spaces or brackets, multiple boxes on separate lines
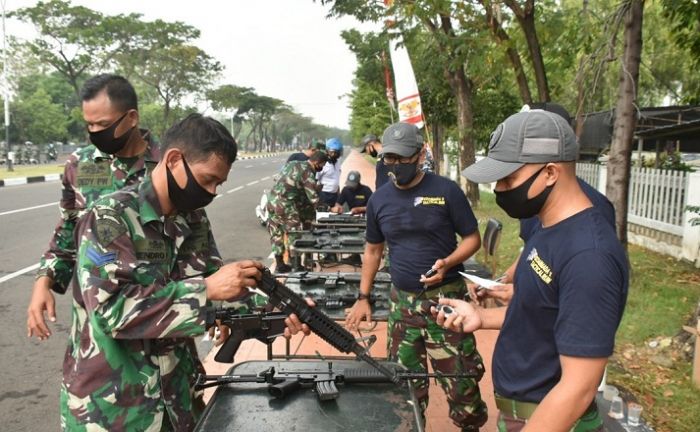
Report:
331,170,373,214
347,122,487,431
436,110,628,432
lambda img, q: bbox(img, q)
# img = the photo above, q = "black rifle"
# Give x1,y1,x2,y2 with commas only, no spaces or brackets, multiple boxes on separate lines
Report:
276,271,392,286
212,311,287,363
309,293,386,310
293,237,365,249
317,214,367,224
255,268,400,383
194,362,478,401
310,227,363,236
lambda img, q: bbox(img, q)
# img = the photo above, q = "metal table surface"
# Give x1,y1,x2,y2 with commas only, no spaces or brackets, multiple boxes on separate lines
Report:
195,360,421,432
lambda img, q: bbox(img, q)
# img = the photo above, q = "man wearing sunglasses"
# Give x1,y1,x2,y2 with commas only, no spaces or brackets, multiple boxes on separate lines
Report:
347,122,487,431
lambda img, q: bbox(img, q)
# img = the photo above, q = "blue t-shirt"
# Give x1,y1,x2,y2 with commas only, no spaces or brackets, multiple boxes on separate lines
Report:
365,173,478,292
337,184,373,209
287,152,309,163
375,159,391,190
493,207,628,403
520,177,615,242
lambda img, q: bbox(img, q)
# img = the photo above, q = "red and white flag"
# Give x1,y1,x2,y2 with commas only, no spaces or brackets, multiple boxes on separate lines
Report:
388,34,424,128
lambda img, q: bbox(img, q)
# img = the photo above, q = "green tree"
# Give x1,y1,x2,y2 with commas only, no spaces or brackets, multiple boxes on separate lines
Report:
11,87,68,144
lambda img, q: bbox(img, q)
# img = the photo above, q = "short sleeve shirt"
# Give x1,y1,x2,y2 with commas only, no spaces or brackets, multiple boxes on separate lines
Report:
493,208,629,402
337,184,373,209
365,173,478,292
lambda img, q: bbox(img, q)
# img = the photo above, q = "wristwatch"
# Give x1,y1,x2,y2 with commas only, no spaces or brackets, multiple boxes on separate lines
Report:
357,292,371,301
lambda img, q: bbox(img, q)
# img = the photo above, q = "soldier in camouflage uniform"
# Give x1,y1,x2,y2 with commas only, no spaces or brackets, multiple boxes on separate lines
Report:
28,74,160,341
61,114,266,431
265,151,328,272
347,122,487,431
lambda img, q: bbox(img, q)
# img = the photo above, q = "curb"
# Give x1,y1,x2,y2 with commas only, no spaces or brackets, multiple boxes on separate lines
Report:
0,153,286,188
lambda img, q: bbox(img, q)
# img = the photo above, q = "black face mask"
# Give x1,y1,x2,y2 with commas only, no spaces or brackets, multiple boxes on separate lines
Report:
388,160,419,186
494,165,554,219
88,111,134,154
166,156,216,213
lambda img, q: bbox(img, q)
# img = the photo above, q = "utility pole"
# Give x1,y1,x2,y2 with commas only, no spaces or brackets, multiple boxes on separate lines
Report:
1,0,12,171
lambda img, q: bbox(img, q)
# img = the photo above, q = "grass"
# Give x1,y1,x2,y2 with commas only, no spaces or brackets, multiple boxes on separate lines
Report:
471,191,700,432
0,164,64,180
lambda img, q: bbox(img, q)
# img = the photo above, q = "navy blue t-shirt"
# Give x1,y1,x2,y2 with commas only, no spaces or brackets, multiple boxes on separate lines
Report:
287,152,309,163
375,159,391,190
365,173,478,292
520,177,615,242
493,207,628,402
337,184,373,210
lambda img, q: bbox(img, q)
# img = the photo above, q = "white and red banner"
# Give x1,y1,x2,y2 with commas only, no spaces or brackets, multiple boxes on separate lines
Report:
388,34,424,128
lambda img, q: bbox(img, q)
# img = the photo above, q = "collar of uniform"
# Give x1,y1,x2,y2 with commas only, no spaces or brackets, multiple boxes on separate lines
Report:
137,176,193,242
137,177,165,225
123,130,160,176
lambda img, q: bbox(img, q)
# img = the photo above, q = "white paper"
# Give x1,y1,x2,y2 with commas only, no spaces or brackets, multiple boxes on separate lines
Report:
458,272,502,290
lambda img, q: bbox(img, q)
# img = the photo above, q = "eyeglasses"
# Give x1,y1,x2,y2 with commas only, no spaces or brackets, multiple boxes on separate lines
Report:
382,152,419,165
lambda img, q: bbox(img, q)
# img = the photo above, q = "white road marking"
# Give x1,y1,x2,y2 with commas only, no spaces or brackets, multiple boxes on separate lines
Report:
227,186,244,194
246,180,259,186
0,202,56,217
245,165,253,168
261,176,271,181
0,263,40,284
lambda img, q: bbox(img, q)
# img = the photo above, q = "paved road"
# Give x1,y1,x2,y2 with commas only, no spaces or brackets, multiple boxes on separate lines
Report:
0,155,288,431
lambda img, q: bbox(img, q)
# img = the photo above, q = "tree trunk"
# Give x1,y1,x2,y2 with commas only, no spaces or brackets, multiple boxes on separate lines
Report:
431,121,441,175
482,1,533,104
448,67,480,205
504,0,550,102
606,0,645,247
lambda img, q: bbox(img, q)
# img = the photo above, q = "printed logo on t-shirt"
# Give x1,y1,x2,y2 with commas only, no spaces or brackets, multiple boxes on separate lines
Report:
526,248,553,284
413,196,446,207
355,195,365,200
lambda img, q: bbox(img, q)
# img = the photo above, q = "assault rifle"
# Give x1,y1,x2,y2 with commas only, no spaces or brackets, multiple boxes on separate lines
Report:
194,362,478,401
308,293,387,310
309,227,363,236
317,214,366,225
293,237,365,249
276,271,392,286
254,268,399,383
211,310,287,363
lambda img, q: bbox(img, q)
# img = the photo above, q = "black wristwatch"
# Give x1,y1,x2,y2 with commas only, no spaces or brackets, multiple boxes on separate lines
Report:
357,293,371,301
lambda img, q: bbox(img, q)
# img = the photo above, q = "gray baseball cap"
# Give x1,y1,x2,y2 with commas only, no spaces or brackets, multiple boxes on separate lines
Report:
381,122,423,157
346,170,361,187
462,110,578,183
360,134,379,153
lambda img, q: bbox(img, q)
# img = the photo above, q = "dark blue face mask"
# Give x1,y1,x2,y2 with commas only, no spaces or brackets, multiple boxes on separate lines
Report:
166,156,216,212
494,165,554,219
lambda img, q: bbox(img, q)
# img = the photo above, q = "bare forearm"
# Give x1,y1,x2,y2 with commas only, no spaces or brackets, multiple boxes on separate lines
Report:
444,231,480,269
360,244,383,295
477,305,507,329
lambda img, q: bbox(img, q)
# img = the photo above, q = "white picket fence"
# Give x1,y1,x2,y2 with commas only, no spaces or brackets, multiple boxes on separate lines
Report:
576,162,699,265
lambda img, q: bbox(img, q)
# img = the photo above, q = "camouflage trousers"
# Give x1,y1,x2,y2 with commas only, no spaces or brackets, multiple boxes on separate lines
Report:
266,210,312,256
387,280,488,431
497,408,603,431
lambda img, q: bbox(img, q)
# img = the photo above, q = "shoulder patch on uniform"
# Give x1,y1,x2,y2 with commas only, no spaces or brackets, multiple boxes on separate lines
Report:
94,208,127,246
86,246,117,267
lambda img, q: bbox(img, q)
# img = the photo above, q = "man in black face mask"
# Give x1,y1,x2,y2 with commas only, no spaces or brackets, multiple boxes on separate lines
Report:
434,110,629,432
347,122,487,431
360,134,392,190
28,74,160,341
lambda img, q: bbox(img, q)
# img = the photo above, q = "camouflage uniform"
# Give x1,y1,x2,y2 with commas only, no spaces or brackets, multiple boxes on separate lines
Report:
61,177,220,431
37,132,159,294
387,279,488,431
265,160,319,256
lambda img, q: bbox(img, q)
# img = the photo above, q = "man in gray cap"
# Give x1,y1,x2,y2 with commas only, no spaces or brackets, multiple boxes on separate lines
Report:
347,122,487,430
331,170,373,214
434,110,628,432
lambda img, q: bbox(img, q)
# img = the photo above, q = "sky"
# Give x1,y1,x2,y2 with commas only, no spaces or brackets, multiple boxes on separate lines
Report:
4,0,381,129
